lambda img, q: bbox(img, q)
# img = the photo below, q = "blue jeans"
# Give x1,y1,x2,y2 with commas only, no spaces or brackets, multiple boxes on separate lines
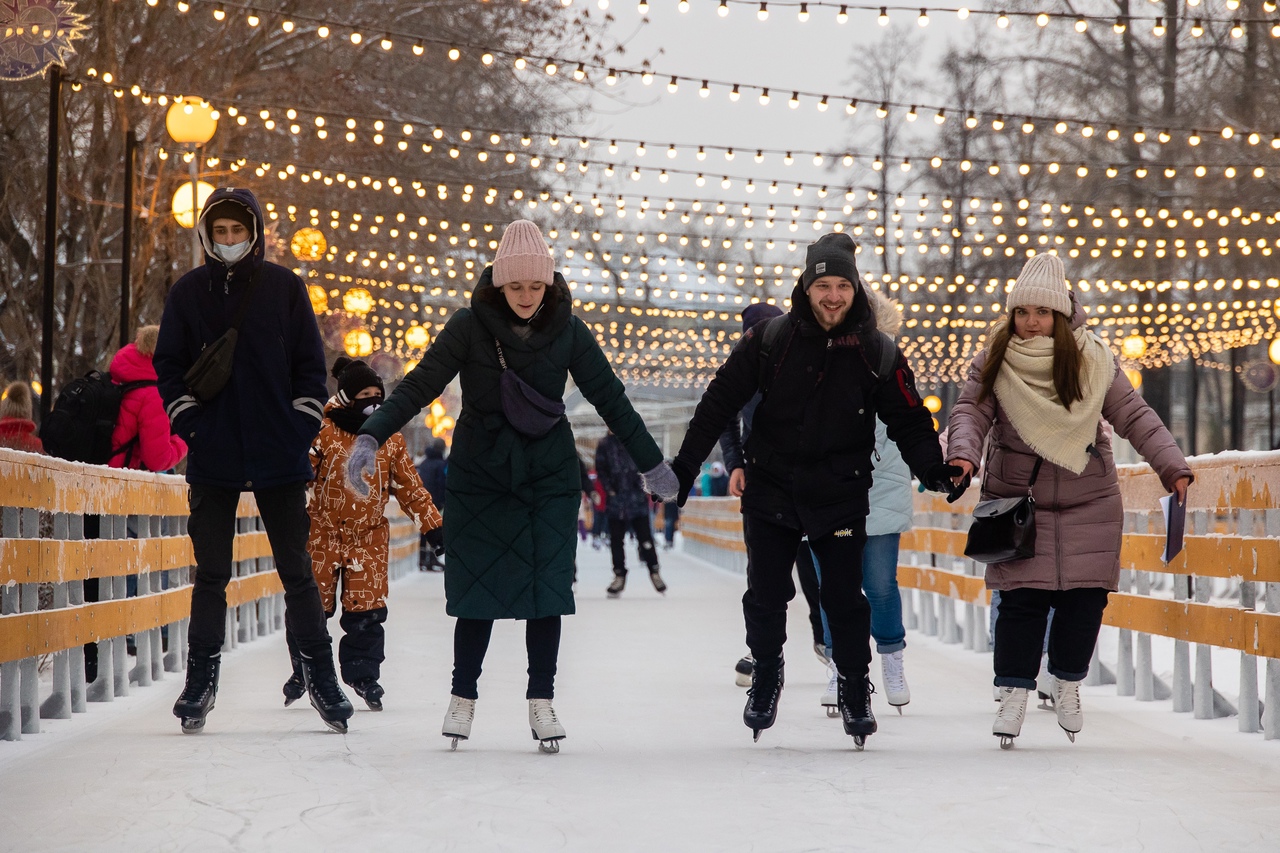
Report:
815,533,906,656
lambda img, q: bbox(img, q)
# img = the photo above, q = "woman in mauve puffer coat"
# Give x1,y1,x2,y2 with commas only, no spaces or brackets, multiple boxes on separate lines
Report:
108,325,188,472
946,253,1191,748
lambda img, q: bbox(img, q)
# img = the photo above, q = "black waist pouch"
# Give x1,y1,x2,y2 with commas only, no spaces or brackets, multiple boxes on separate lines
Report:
184,329,238,403
495,338,565,438
184,270,259,404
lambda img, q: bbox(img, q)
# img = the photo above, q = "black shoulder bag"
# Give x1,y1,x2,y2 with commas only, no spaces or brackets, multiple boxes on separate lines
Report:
495,339,565,438
183,270,260,403
963,455,1043,565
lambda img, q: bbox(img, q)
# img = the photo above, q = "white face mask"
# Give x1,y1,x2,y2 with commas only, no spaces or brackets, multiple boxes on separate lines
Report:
214,239,252,265
361,401,381,416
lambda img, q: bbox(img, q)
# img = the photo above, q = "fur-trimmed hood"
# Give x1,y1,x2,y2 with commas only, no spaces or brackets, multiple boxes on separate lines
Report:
867,287,904,338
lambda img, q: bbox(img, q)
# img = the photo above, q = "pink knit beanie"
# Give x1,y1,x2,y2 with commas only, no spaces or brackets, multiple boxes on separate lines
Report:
492,220,554,287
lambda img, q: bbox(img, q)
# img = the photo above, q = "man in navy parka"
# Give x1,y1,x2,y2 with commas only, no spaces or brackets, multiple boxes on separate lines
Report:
154,187,354,733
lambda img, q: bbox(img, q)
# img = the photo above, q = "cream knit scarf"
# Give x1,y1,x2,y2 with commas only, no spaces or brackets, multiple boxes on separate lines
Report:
994,326,1116,474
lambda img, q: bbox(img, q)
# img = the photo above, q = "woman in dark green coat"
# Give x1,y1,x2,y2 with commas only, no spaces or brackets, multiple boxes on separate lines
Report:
347,220,676,752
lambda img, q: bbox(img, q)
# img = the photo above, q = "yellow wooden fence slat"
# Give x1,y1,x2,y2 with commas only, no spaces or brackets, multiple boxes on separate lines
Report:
896,564,991,605
1103,593,1280,658
0,571,288,662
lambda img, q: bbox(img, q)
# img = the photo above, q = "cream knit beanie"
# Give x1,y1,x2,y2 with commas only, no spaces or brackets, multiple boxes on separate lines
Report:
1006,253,1072,317
492,220,554,287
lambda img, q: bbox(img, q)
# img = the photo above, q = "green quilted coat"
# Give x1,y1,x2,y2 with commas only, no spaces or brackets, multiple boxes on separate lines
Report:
360,269,663,620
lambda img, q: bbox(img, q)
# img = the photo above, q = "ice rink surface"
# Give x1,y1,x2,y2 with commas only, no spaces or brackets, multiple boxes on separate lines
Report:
2,539,1277,852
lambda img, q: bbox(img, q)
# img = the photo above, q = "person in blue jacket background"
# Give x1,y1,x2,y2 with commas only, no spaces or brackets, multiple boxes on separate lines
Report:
154,187,353,734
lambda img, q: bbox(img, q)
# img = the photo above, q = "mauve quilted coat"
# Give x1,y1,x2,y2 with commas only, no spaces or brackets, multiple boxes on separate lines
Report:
948,347,1191,592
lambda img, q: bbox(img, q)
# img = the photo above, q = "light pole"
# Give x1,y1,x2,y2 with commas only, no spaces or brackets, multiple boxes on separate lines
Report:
165,100,218,267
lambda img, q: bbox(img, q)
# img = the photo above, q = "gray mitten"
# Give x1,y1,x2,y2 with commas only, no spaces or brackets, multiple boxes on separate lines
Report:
344,434,379,498
640,461,680,502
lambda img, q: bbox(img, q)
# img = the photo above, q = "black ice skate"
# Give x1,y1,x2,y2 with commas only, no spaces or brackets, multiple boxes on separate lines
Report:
743,654,784,741
606,574,626,597
173,650,220,734
282,656,305,707
837,675,878,750
350,678,385,712
299,651,355,733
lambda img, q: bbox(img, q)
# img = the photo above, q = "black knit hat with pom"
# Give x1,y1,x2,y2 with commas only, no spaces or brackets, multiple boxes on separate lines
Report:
331,356,384,405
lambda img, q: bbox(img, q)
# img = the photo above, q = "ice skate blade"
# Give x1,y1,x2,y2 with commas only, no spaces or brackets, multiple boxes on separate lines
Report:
1063,729,1077,743
322,718,349,734
448,735,466,750
363,699,383,712
536,737,564,754
852,735,866,750
752,729,762,742
283,695,301,707
894,705,905,716
825,706,839,718
999,735,1016,750
180,718,206,734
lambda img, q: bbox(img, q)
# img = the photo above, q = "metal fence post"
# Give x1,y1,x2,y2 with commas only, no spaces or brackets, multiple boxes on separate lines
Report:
40,514,73,720
67,513,87,713
110,515,130,699
1264,509,1280,739
1134,571,1155,701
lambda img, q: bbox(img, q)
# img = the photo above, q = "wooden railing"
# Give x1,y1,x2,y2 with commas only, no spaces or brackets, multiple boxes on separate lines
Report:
680,451,1280,739
0,448,419,741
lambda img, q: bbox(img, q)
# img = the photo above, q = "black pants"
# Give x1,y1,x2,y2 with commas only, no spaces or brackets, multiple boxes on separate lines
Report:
742,514,872,681
608,515,659,576
993,587,1110,689
186,482,330,657
793,542,824,647
287,606,387,684
451,616,561,700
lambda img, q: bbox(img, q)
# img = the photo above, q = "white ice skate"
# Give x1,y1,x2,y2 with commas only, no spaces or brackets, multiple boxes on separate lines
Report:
881,650,910,713
1035,654,1055,710
820,660,839,718
529,698,566,753
1054,677,1083,742
442,695,475,750
993,686,1028,750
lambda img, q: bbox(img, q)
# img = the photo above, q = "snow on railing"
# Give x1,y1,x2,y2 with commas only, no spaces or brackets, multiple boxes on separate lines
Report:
679,450,1280,739
0,449,419,742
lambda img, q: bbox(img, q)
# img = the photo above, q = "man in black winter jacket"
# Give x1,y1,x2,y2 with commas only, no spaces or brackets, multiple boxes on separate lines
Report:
669,232,962,745
154,187,353,734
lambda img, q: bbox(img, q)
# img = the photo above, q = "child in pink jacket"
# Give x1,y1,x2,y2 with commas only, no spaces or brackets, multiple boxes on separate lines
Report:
109,325,188,472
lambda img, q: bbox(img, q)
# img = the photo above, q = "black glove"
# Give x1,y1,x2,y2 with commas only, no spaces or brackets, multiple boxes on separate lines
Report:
923,463,969,503
424,526,445,556
671,459,698,508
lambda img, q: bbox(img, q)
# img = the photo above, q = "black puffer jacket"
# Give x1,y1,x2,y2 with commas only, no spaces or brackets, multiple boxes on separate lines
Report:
674,282,943,538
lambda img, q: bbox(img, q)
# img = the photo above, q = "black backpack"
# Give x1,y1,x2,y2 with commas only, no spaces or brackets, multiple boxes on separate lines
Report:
40,371,155,465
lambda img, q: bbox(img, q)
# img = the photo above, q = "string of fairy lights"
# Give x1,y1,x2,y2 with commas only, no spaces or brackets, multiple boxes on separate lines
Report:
129,0,1280,143
94,4,1280,388
570,0,1280,34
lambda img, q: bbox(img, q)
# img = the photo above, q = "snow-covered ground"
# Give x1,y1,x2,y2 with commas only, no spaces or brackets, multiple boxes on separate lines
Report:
1,539,1277,853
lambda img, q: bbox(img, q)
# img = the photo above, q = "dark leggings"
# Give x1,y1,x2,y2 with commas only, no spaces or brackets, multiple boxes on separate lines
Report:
451,616,562,700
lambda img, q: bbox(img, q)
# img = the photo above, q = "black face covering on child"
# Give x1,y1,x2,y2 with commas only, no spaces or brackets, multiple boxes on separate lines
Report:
328,397,382,434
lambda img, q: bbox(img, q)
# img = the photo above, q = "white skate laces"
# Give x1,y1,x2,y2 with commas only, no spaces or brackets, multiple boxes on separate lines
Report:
442,695,475,750
881,650,910,709
993,686,1029,745
529,698,567,753
1054,678,1083,739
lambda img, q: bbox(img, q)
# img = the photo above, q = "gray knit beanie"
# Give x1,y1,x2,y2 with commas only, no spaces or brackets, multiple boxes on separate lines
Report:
1006,253,1072,317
